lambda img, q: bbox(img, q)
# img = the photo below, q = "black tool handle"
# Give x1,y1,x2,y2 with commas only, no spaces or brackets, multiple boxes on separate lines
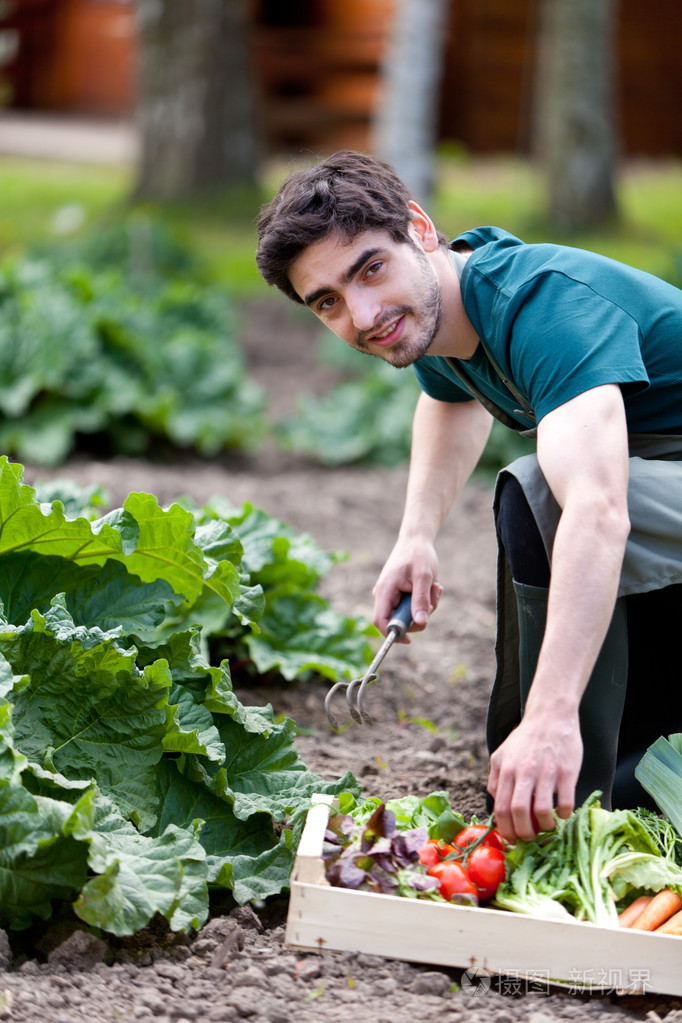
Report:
387,592,413,639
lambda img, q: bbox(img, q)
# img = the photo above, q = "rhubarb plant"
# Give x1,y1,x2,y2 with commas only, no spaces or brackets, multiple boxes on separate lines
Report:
0,458,365,935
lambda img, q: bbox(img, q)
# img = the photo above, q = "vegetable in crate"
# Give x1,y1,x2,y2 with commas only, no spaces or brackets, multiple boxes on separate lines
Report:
322,791,507,906
323,803,442,898
493,792,682,927
425,821,507,903
427,860,478,903
635,732,682,840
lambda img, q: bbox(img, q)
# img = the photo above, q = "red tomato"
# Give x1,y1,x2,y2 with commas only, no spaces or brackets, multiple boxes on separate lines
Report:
466,846,506,901
427,861,478,902
454,825,506,852
418,844,441,868
417,839,455,868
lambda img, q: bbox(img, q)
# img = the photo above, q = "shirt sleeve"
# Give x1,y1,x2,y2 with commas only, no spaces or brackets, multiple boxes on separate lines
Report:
508,272,650,423
412,356,477,403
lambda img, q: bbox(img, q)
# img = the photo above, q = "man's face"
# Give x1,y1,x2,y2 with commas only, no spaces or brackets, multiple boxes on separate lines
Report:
288,227,442,369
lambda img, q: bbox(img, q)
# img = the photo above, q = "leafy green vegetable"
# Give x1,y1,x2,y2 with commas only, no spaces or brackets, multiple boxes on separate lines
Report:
323,802,441,898
494,792,682,926
635,733,682,839
0,459,363,934
342,789,467,843
0,253,266,465
277,363,420,468
160,496,377,681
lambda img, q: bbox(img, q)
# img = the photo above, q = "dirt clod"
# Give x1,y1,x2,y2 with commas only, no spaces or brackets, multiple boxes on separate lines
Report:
47,929,108,971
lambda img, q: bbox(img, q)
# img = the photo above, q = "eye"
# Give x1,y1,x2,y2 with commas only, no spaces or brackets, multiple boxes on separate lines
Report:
318,295,336,313
365,261,383,278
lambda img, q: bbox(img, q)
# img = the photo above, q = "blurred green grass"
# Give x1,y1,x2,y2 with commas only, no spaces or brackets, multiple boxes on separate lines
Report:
2,153,682,290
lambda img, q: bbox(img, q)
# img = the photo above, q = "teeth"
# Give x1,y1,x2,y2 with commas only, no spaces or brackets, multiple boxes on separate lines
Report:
375,323,395,339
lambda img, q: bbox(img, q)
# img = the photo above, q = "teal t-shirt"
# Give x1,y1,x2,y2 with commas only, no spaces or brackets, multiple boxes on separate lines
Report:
413,227,682,433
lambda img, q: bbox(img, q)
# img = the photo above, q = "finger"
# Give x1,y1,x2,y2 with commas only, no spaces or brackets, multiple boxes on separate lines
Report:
487,755,500,798
531,775,559,834
410,575,437,629
508,789,539,844
429,582,443,612
554,769,577,822
372,582,403,634
488,761,517,844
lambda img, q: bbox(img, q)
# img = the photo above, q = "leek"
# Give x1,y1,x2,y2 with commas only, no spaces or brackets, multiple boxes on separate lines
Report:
635,733,682,839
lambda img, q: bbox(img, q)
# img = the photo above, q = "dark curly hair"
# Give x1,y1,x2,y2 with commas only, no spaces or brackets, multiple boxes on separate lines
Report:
256,150,448,303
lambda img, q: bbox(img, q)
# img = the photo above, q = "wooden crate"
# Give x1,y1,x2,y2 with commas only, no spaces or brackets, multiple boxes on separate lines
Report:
285,795,682,997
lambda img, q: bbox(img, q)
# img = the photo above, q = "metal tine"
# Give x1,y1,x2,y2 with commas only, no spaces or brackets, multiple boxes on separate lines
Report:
347,635,392,723
324,679,350,732
355,670,382,725
346,672,377,724
324,593,413,731
324,669,377,730
354,631,400,724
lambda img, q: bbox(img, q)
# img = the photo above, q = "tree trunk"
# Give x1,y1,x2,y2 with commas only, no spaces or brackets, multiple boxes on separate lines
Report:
371,0,450,205
534,0,619,230
132,0,261,200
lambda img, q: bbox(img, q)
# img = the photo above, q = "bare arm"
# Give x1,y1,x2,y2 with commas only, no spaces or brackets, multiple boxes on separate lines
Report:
373,393,493,634
488,384,631,842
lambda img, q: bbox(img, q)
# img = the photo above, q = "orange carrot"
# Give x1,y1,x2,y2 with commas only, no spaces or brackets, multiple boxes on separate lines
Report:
655,908,682,935
630,889,682,931
618,894,653,928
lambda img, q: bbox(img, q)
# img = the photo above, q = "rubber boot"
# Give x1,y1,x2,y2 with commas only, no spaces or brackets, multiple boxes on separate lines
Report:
513,581,629,809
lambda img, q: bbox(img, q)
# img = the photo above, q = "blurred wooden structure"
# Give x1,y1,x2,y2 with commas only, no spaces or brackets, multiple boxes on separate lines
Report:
0,0,136,115
0,0,681,157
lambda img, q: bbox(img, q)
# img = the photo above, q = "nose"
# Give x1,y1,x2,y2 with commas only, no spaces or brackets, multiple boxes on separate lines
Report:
346,287,381,333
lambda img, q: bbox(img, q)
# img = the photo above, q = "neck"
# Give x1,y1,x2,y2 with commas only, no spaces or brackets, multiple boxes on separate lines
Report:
428,246,479,360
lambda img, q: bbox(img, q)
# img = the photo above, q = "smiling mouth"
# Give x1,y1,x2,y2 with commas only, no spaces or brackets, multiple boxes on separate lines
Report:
368,316,404,348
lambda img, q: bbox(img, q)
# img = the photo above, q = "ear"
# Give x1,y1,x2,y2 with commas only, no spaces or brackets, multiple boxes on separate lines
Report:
407,200,440,252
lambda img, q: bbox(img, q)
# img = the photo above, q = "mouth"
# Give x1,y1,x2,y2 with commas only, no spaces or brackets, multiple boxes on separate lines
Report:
367,315,405,348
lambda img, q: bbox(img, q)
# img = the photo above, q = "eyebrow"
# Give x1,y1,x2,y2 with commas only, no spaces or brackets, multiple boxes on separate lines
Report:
302,247,384,308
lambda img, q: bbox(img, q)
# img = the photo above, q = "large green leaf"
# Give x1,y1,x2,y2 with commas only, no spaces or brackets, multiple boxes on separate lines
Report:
1,601,172,830
153,759,285,904
0,261,98,418
164,683,225,761
221,501,337,587
0,763,94,930
0,460,365,933
183,711,359,823
75,821,209,937
0,251,266,465
136,629,270,735
0,551,180,629
0,459,240,611
246,592,376,681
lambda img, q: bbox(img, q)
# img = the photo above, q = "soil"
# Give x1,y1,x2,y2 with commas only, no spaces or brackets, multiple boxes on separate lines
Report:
8,298,681,1023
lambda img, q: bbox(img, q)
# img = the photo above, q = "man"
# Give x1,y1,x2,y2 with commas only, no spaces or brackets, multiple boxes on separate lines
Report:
256,150,682,843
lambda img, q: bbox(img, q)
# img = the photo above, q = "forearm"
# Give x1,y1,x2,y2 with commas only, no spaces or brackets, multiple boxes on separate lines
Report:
373,394,491,631
524,495,629,720
527,386,631,719
399,394,492,543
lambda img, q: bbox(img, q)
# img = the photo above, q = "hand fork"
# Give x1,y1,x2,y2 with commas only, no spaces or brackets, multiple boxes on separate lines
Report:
324,593,413,730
